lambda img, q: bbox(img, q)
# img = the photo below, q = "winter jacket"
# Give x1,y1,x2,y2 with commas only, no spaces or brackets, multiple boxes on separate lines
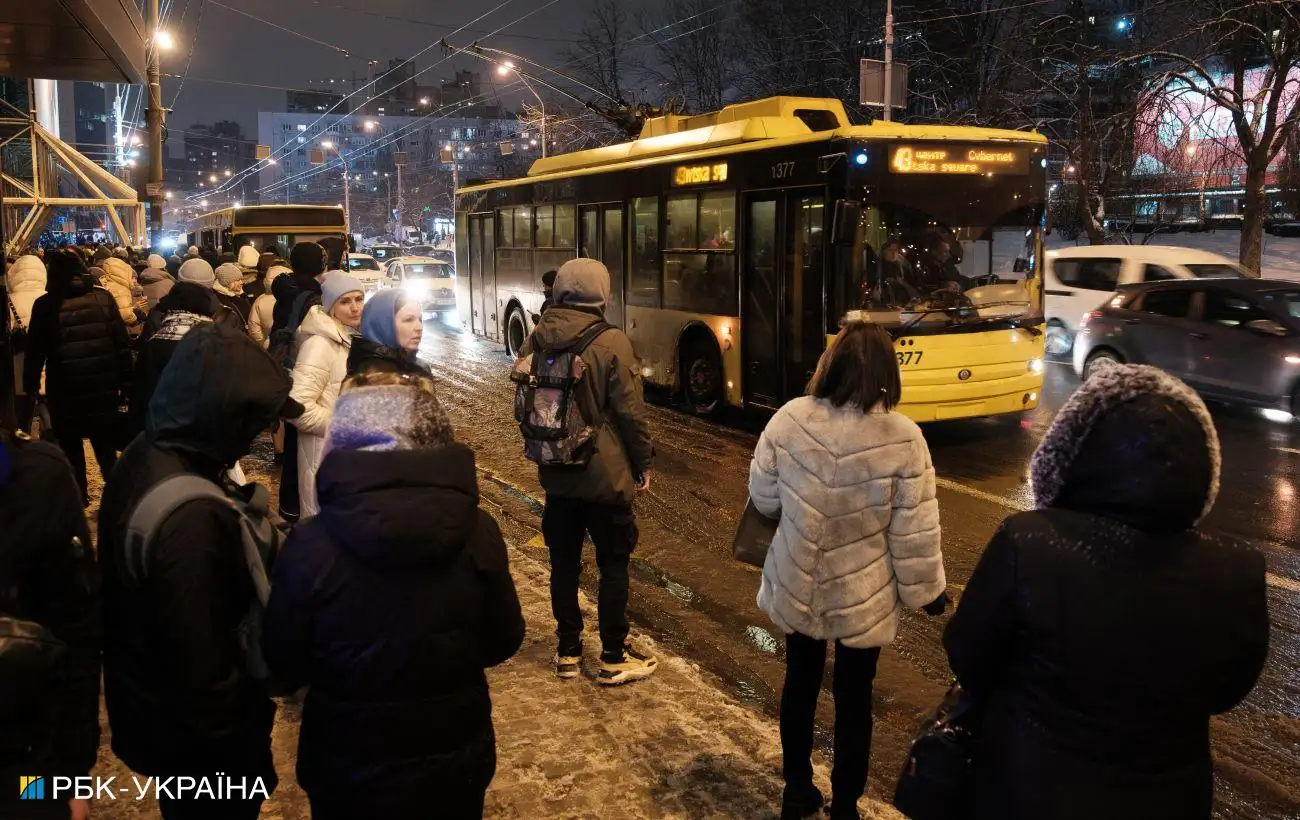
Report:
749,396,944,648
97,321,290,780
519,306,653,505
289,306,353,518
346,336,431,378
138,268,175,312
944,364,1269,820
99,257,143,327
24,276,132,432
271,272,322,334
214,289,252,329
6,255,46,330
262,443,524,814
0,432,101,809
248,266,290,346
130,284,219,436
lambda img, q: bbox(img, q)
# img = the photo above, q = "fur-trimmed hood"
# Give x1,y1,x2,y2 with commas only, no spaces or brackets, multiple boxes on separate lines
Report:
1031,363,1221,531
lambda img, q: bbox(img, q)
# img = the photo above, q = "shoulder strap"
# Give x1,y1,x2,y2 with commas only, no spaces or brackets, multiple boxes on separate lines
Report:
6,293,23,331
572,321,615,356
287,291,313,331
124,475,232,584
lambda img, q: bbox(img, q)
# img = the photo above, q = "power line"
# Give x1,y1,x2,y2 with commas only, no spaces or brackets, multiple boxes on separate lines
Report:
206,0,356,58
307,2,580,44
169,0,207,109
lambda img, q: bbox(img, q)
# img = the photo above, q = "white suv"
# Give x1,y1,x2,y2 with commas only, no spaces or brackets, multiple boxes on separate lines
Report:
1044,245,1250,355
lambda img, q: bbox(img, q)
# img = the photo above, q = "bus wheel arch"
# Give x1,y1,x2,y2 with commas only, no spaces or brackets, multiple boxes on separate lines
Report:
676,323,724,414
504,302,528,358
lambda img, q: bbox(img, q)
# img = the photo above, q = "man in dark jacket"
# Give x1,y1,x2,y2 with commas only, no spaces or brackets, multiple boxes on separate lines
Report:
0,428,101,820
944,363,1269,820
520,258,656,685
263,371,524,819
130,282,217,436
98,322,291,820
24,250,132,504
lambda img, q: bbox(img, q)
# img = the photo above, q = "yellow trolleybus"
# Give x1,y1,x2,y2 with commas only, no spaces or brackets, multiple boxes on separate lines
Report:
455,96,1047,421
187,204,348,260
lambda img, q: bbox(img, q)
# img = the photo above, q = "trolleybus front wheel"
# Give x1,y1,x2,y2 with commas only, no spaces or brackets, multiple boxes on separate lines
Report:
680,340,722,414
506,307,528,358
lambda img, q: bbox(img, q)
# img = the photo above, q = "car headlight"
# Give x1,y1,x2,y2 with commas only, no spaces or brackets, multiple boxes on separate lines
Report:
405,280,430,296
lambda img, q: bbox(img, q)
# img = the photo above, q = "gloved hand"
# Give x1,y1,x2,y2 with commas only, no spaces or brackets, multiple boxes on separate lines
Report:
922,591,950,617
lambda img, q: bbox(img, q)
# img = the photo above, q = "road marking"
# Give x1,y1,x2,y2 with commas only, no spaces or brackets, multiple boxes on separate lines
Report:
935,477,1300,593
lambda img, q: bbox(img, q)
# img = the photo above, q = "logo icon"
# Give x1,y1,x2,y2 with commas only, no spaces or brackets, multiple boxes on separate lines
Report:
19,776,45,800
958,369,972,381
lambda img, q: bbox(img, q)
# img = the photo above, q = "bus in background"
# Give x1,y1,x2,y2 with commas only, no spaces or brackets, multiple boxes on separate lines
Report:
188,205,348,261
455,96,1047,422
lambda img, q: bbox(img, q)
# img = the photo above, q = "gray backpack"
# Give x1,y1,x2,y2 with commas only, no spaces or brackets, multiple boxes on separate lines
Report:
510,321,613,467
124,474,280,681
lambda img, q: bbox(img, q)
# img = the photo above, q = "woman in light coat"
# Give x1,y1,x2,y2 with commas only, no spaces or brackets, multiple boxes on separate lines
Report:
6,253,47,424
248,264,290,346
98,256,145,330
748,321,948,820
290,272,364,518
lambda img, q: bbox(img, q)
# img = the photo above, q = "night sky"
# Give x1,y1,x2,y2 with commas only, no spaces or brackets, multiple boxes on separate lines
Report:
160,0,619,152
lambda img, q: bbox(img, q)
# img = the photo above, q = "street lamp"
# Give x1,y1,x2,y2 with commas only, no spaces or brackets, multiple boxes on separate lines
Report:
419,97,430,106
364,120,378,132
320,140,352,235
224,169,232,177
200,199,209,207
208,174,217,183
153,30,175,50
497,61,547,158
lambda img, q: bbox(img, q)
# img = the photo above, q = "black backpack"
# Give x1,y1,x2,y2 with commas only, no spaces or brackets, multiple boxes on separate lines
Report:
267,291,315,370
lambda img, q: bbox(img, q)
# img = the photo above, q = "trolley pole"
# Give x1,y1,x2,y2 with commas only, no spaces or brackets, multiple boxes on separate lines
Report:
146,0,166,244
883,0,895,122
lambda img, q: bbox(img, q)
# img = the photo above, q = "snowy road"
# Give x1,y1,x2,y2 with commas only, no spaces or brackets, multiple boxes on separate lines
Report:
421,320,1300,819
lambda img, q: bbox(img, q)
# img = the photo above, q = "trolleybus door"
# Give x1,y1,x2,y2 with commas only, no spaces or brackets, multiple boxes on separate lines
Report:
468,214,497,340
741,190,826,409
578,203,626,330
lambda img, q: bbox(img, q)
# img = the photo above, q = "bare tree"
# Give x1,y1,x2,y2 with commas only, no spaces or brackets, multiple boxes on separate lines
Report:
639,0,737,113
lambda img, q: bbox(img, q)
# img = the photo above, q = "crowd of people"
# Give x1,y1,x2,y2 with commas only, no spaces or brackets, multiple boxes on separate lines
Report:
0,242,1273,820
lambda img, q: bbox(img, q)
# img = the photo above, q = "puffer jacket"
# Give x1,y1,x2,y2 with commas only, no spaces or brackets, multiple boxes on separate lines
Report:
749,396,944,648
6,255,46,330
289,306,353,518
138,268,175,312
261,442,524,815
99,258,143,328
248,266,290,346
944,364,1269,820
519,306,653,505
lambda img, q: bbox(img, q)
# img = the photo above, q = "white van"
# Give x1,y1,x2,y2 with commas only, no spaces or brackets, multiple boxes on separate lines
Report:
1044,245,1251,354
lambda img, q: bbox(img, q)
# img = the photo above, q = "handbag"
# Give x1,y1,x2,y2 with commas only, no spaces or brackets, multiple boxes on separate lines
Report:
892,682,980,820
731,499,779,568
6,295,26,354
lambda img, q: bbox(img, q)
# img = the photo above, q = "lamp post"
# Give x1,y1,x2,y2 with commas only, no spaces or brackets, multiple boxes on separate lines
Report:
320,140,350,235
146,3,174,246
497,61,546,158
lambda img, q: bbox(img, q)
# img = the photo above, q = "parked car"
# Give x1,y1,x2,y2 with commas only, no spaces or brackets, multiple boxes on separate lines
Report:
1045,245,1251,355
1073,278,1300,419
386,256,458,317
367,243,402,264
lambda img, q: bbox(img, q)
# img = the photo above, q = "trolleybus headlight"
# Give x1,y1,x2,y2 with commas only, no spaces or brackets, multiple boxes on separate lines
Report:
1028,358,1044,374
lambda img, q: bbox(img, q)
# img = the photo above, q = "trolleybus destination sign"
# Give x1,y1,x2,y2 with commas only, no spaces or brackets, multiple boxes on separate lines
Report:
888,144,1029,175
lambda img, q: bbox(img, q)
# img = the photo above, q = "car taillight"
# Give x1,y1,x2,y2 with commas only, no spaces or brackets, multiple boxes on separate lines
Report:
1079,310,1103,330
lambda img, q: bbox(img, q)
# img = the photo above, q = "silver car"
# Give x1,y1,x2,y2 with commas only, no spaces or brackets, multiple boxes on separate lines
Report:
1073,279,1300,419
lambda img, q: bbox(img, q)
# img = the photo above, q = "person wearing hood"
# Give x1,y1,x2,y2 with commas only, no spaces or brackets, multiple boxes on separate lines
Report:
165,254,183,278
99,255,145,331
248,264,291,347
289,272,363,519
262,371,524,819
6,252,47,426
142,258,240,342
214,262,253,326
347,288,431,377
519,258,657,685
236,244,265,299
130,282,219,436
24,250,132,504
139,254,175,312
97,322,292,820
944,363,1269,820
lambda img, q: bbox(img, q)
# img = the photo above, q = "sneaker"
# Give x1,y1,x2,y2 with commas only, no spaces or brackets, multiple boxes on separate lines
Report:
555,652,582,680
598,645,658,685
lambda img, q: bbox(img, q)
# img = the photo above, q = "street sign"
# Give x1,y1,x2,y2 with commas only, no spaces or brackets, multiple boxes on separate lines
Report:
255,144,271,160
860,59,908,109
145,182,163,197
440,147,454,163
500,141,514,156
309,149,325,166
394,151,408,167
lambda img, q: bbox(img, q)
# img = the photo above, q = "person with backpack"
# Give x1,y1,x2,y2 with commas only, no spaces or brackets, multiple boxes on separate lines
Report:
515,257,655,685
269,242,326,524
347,288,431,377
24,250,133,505
97,321,294,820
289,272,363,519
0,427,101,820
263,370,525,819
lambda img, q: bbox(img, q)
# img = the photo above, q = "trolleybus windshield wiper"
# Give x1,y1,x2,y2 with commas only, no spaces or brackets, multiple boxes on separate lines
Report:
889,301,1036,340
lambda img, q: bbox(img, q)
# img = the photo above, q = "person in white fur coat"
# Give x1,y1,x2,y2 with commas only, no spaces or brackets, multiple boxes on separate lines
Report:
747,321,948,820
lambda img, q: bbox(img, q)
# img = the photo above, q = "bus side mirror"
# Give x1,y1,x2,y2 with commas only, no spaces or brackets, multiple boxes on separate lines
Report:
831,200,862,247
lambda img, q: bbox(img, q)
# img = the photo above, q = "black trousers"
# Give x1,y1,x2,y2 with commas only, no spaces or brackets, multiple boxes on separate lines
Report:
780,632,882,811
279,424,300,520
55,428,117,504
541,496,637,660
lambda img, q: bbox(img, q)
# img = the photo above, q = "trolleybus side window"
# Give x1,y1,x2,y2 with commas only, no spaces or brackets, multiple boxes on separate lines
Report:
496,210,515,248
628,197,661,308
663,191,737,316
554,204,575,248
513,207,533,249
535,206,555,248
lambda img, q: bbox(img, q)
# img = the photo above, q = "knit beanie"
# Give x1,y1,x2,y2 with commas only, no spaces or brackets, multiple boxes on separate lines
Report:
147,253,167,269
237,244,261,268
290,241,326,278
554,257,611,309
328,375,453,453
321,271,365,313
214,263,245,289
178,258,216,288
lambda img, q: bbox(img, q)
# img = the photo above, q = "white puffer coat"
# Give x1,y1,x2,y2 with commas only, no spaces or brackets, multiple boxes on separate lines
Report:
289,305,353,518
6,255,46,330
248,265,290,346
749,396,945,649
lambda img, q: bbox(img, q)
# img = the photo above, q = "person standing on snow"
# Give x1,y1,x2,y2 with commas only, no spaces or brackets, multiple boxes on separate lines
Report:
749,321,948,820
130,283,219,436
6,251,47,430
347,288,431,378
97,322,293,820
139,254,175,312
289,272,363,519
248,264,291,347
263,371,524,819
944,363,1269,820
98,255,145,333
520,258,656,685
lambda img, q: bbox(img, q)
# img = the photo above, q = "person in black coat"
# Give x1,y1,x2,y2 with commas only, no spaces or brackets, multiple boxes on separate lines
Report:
262,370,524,820
0,428,101,820
944,363,1269,820
129,282,217,437
24,250,132,504
97,322,293,820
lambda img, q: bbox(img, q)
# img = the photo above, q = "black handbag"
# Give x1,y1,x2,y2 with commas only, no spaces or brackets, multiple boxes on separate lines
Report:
731,499,779,568
893,682,980,820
